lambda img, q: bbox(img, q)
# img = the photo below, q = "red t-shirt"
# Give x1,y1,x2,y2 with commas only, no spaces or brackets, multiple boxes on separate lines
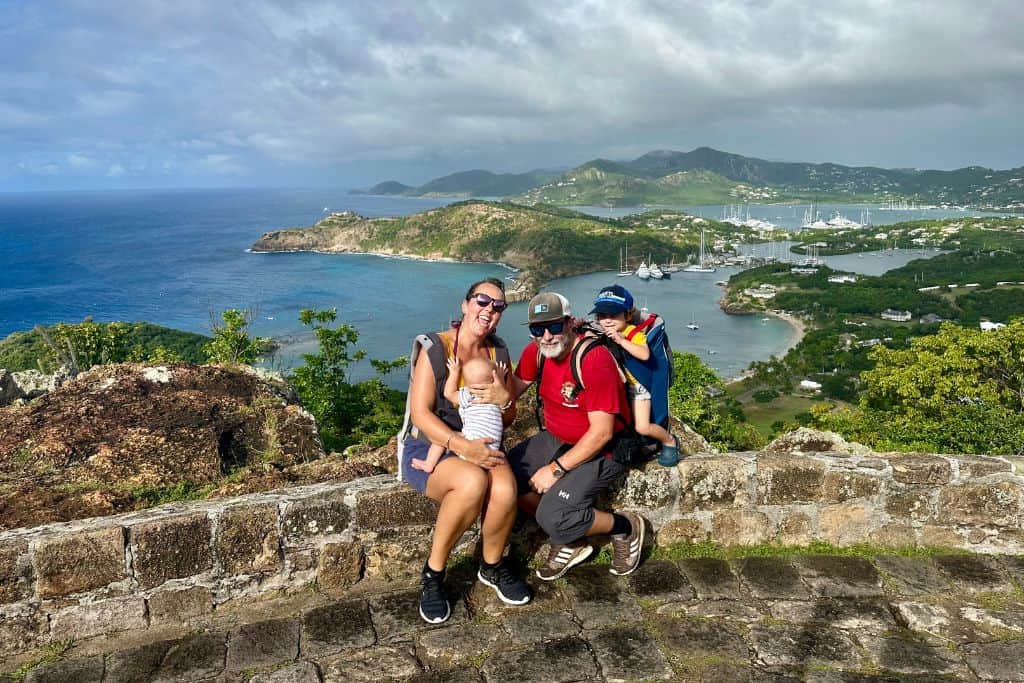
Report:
515,337,630,445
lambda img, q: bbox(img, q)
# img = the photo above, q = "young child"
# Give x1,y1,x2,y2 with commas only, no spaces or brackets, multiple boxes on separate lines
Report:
590,284,680,464
412,356,506,474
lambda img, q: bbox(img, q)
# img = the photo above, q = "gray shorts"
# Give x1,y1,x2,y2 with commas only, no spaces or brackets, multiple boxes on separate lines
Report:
628,381,651,401
508,430,627,545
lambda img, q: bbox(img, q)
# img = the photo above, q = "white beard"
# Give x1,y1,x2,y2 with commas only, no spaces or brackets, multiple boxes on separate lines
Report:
538,335,571,360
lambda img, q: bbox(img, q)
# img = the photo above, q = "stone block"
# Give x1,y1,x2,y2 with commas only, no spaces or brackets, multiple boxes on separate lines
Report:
937,482,1024,527
920,524,963,548
627,559,694,602
885,488,934,523
225,617,299,671
893,601,951,635
590,624,675,682
481,637,598,683
104,640,172,683
749,623,861,669
818,502,874,546
934,554,1013,593
250,661,321,683
886,454,952,484
677,558,740,599
677,456,749,511
50,595,147,640
610,461,677,510
672,599,763,621
416,622,503,668
733,556,811,599
24,656,104,683
500,609,580,644
147,585,212,625
320,645,421,683
301,598,376,656
34,526,126,598
563,564,641,629
215,503,281,575
130,513,213,589
363,531,433,582
795,556,883,597
756,454,826,504
874,556,951,596
369,587,466,644
354,486,437,531
0,605,47,656
822,471,883,502
654,518,706,545
711,509,774,545
962,640,1024,681
152,632,227,683
871,522,918,548
769,598,896,631
776,510,814,545
0,539,32,604
650,614,748,660
282,489,351,541
859,633,962,677
317,541,363,591
959,454,1012,478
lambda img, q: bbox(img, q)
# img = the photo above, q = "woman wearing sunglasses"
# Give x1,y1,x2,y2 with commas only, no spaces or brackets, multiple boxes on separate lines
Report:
399,277,531,624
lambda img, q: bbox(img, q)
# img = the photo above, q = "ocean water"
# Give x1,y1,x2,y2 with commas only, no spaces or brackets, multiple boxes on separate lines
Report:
1,189,960,384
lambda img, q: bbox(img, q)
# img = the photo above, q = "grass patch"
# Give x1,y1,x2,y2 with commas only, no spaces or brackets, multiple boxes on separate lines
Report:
739,394,819,438
652,539,967,562
5,638,74,682
127,481,215,506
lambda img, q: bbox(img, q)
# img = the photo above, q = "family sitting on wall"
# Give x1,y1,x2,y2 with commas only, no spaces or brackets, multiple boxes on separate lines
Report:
397,277,678,624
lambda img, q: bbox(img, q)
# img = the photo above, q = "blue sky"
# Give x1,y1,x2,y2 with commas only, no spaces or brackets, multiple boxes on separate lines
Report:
2,0,1022,192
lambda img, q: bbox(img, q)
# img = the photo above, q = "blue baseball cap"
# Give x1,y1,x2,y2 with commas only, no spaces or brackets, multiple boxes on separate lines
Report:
590,284,634,315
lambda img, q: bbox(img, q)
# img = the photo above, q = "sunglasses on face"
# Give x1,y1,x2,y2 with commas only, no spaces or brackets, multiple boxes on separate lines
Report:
469,292,508,312
529,320,567,337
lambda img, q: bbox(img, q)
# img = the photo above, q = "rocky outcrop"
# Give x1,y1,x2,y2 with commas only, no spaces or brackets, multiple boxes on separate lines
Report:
0,367,71,406
0,363,326,530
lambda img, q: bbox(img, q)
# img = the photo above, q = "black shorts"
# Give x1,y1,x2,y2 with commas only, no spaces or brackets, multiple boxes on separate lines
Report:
508,431,626,545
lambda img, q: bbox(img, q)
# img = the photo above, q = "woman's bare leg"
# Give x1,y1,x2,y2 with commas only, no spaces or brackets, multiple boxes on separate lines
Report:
479,464,517,564
424,457,488,570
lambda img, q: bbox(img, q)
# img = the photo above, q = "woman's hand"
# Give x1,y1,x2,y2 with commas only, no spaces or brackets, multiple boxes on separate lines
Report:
468,371,511,407
460,437,507,469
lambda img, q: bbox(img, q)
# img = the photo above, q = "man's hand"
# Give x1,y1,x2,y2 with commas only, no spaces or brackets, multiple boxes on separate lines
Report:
529,464,558,494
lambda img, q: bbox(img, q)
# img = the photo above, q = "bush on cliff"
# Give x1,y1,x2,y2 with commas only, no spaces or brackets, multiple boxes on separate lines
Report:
289,308,407,452
0,319,209,373
668,352,764,451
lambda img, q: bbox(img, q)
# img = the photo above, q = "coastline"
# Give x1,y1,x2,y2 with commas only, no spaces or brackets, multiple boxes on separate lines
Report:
724,310,806,385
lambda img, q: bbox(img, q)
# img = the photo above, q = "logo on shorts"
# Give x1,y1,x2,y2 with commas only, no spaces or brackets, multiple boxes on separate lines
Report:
558,490,570,500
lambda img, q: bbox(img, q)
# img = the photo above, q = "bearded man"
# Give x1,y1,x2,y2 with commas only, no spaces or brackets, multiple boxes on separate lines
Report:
506,292,645,580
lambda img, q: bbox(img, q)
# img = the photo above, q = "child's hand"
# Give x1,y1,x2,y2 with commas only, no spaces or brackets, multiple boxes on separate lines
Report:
447,357,461,374
603,328,624,345
494,361,508,382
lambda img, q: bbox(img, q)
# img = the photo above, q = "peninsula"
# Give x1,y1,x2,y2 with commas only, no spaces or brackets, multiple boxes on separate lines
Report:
250,200,718,299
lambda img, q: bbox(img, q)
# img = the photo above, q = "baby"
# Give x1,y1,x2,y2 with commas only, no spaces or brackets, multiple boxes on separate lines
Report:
412,356,506,473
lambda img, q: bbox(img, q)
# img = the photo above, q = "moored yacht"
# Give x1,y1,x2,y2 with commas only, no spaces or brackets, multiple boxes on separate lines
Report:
636,261,651,280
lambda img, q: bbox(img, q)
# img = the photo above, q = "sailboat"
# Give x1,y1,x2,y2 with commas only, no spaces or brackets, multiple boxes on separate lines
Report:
686,312,699,331
618,244,632,277
635,261,651,280
661,255,680,273
683,229,716,273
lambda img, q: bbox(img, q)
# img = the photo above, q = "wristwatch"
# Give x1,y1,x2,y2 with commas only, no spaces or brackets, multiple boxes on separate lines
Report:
550,458,568,479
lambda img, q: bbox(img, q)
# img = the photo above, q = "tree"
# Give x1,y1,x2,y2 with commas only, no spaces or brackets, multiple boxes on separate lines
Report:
288,309,407,452
668,352,763,451
204,309,271,365
813,319,1024,454
35,317,130,376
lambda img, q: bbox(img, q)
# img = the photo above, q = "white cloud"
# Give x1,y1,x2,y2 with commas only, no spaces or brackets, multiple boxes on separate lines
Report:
2,0,1023,190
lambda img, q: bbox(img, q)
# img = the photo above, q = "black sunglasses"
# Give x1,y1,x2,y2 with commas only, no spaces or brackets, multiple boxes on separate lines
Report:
529,320,567,337
469,292,508,312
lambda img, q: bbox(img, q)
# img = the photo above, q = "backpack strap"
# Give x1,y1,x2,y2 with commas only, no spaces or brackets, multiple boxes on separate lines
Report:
396,332,438,482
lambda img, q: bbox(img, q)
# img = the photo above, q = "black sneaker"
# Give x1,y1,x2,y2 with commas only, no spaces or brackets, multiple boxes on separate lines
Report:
419,567,451,624
478,560,532,605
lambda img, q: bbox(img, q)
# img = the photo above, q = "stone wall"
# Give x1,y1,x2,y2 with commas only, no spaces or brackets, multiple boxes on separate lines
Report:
3,449,1024,659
